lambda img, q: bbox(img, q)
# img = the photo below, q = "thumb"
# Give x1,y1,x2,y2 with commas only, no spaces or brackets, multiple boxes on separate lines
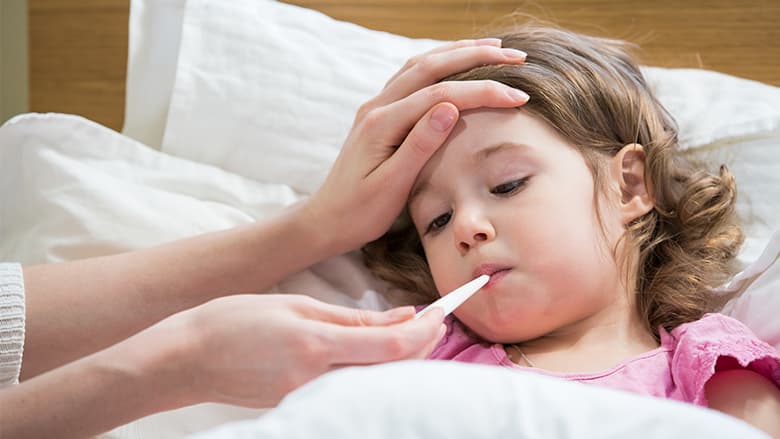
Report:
377,102,458,192
325,307,446,365
303,301,417,327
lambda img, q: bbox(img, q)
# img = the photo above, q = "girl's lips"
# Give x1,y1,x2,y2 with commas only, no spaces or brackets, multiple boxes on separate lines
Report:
484,268,511,288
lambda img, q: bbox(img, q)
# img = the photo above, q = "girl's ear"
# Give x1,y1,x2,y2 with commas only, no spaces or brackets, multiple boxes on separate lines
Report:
612,143,654,224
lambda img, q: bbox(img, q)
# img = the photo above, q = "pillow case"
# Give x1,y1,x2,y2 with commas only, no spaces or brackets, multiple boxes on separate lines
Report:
720,228,780,351
162,0,441,195
189,361,768,439
161,0,780,185
122,0,186,150
0,113,392,310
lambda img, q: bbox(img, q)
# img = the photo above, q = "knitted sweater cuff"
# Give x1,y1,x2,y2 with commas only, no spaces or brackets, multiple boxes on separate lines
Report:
0,263,26,387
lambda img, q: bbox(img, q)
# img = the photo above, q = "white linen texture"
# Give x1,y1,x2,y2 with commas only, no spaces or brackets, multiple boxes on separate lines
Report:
187,361,770,439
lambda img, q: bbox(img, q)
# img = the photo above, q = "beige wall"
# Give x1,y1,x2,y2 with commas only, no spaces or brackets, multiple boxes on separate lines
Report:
0,0,29,124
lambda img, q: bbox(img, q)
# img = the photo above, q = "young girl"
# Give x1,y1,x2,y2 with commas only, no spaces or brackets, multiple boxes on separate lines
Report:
363,23,780,435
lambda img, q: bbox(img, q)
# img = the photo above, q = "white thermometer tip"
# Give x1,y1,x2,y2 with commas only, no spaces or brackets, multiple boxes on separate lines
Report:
414,274,490,320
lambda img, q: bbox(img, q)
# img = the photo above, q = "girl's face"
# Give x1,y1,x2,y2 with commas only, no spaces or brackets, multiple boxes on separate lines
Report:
408,108,629,343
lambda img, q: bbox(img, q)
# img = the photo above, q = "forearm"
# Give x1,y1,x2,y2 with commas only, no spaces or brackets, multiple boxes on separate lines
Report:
0,316,197,439
21,201,337,379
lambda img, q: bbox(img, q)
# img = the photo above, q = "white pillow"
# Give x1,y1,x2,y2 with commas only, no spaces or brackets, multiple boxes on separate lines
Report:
642,68,780,148
122,0,186,150
162,0,441,195
189,361,768,439
0,113,392,309
721,228,780,351
161,0,780,183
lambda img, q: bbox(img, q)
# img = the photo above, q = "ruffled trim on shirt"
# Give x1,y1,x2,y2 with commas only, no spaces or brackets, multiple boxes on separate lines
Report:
666,313,780,406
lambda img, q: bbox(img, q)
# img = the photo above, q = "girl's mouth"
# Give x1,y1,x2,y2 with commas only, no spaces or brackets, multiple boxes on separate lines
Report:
484,268,511,288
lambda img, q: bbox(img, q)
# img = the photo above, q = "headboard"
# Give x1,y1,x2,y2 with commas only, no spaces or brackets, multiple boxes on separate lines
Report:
28,0,780,132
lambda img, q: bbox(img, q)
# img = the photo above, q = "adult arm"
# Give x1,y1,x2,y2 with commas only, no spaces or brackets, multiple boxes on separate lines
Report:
1,295,445,438
20,38,529,380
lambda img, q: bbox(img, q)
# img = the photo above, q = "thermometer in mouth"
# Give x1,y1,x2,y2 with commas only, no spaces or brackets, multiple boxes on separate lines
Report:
414,274,490,319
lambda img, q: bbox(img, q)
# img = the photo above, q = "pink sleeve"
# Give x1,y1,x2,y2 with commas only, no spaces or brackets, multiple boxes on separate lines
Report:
668,313,780,406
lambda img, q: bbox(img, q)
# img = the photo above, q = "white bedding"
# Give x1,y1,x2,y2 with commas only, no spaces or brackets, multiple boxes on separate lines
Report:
1,107,778,439
1,0,779,437
188,361,770,439
0,112,395,437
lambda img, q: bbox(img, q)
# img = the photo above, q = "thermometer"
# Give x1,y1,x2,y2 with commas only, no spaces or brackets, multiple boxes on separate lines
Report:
414,274,490,319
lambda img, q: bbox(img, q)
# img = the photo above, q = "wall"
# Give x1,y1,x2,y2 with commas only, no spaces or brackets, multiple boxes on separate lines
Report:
0,0,28,124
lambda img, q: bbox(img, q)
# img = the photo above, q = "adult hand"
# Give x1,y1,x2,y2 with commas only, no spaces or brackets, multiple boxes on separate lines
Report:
183,294,445,408
305,39,529,254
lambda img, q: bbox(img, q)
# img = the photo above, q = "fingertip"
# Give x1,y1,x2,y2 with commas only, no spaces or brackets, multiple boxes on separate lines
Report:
474,37,502,47
429,102,459,133
506,88,530,103
437,323,447,340
421,306,445,324
383,306,416,323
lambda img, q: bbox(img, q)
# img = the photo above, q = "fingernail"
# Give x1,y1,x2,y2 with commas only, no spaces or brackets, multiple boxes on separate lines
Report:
430,105,457,132
507,88,530,102
427,306,445,321
475,37,502,46
502,48,527,59
437,323,447,340
385,306,415,321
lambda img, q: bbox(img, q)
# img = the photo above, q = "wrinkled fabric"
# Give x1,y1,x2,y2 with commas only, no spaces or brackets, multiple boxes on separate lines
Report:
429,313,780,406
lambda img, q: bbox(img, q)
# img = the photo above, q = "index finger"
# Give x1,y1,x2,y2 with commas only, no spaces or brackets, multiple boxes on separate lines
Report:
323,308,445,365
383,38,503,88
377,45,527,108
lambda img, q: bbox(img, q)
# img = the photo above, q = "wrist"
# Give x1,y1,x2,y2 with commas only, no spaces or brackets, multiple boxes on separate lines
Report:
115,312,203,409
294,197,354,258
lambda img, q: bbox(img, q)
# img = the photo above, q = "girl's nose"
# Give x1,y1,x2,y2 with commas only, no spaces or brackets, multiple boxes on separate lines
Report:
453,209,496,254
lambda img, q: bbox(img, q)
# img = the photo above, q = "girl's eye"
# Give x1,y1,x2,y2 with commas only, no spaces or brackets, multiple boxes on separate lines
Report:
425,212,452,234
491,177,529,195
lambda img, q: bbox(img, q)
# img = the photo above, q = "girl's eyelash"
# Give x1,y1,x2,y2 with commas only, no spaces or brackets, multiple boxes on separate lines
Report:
425,212,451,235
423,177,530,235
491,177,529,195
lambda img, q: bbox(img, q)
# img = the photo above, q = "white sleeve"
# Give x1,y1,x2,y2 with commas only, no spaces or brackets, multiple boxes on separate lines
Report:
0,263,25,387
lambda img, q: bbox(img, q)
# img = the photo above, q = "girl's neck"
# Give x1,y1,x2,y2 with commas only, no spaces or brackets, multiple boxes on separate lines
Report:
512,299,659,373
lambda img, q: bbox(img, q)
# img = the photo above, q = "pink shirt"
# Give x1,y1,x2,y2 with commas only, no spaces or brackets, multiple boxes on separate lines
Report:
427,313,780,406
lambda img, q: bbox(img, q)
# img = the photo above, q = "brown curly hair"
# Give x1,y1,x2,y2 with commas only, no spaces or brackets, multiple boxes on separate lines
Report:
363,22,744,340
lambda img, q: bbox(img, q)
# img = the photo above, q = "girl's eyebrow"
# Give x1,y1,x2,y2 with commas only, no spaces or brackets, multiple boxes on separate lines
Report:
408,180,430,208
408,142,531,206
475,141,531,162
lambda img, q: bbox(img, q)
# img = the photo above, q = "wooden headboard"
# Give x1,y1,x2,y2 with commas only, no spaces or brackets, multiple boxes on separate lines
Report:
29,0,780,132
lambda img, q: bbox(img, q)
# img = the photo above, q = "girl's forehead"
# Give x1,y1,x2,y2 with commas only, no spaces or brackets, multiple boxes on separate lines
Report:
443,109,555,154
424,109,558,170
411,110,587,198
411,112,561,196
